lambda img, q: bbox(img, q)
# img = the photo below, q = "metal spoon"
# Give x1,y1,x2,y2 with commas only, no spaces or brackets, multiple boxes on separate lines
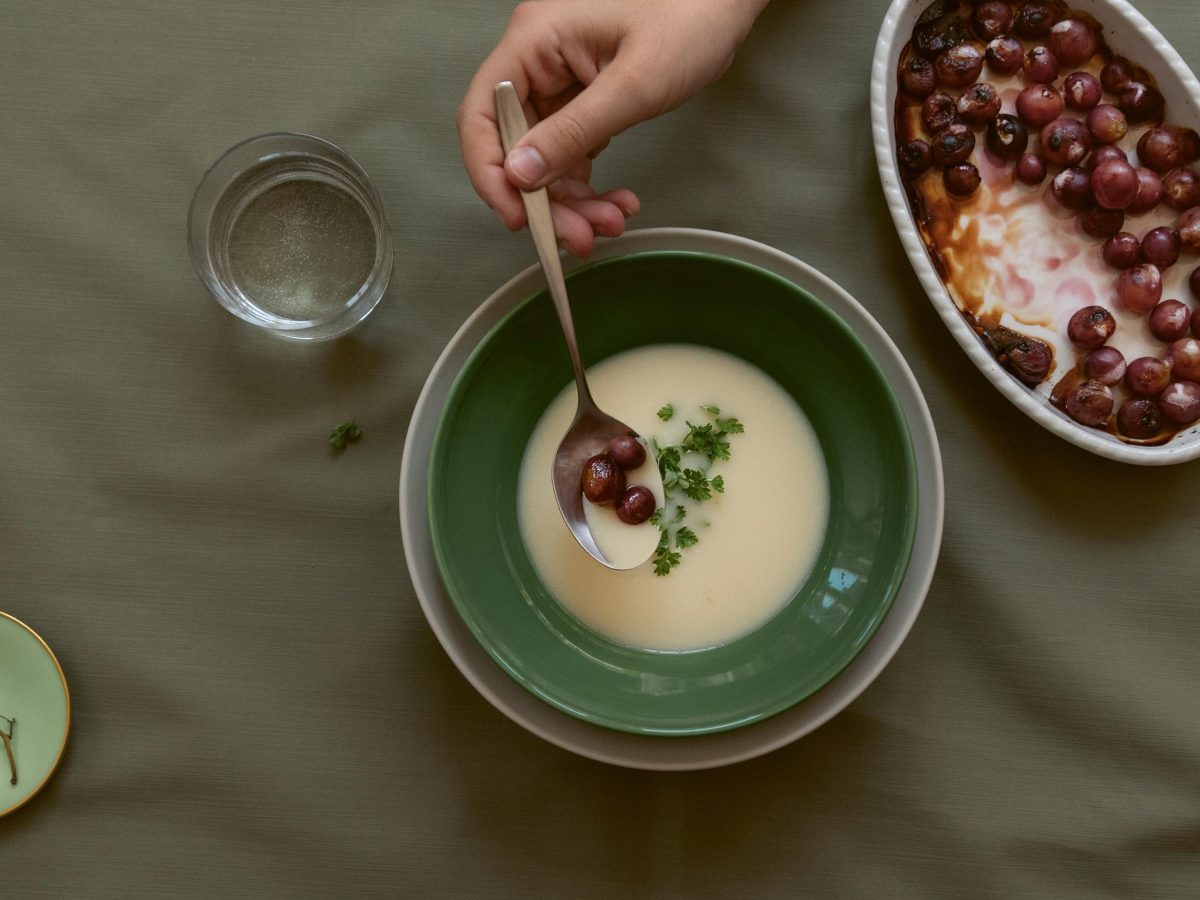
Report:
494,80,661,570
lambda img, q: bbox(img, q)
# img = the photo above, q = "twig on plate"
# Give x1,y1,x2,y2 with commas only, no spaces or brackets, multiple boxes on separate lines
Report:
1,716,15,786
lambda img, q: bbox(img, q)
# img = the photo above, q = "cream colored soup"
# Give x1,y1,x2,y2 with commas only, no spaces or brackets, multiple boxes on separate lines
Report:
517,344,829,652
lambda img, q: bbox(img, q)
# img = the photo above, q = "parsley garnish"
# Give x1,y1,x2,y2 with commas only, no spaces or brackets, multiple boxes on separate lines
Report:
680,468,713,501
648,404,743,575
329,420,362,451
652,530,682,576
681,422,732,462
655,444,682,475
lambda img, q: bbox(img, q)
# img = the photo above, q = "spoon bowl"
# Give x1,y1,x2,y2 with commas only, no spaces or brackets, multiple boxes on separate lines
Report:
494,81,661,569
552,409,654,569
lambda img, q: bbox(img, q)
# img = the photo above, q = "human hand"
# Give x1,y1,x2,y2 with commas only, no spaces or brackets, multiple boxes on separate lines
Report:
457,0,768,257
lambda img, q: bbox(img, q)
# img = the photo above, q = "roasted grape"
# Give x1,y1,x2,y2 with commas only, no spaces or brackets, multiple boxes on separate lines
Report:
901,56,937,99
1158,381,1200,425
606,434,647,470
1168,337,1200,381
1125,357,1172,396
1116,264,1163,314
1016,84,1064,127
1179,207,1200,254
1118,82,1165,125
913,1,970,60
1140,227,1180,269
1014,1,1062,39
1042,118,1091,166
1082,346,1126,385
1067,305,1116,349
1016,152,1047,185
1086,104,1127,146
615,485,655,525
1164,168,1200,211
932,123,976,166
1063,72,1102,111
1081,205,1125,240
1085,210,1129,242
1065,379,1113,427
1117,265,1167,313
899,139,933,174
1116,398,1163,438
985,36,1025,76
958,83,1002,127
581,453,625,505
1090,158,1139,210
935,44,985,88
1049,19,1097,67
1007,338,1052,385
972,1,1014,41
1023,46,1059,84
922,92,959,134
1051,167,1090,210
1100,59,1134,94
1181,129,1200,163
944,162,982,197
1148,299,1190,342
1128,168,1166,215
1087,146,1126,171
1137,126,1200,175
986,114,1028,160
1103,232,1141,269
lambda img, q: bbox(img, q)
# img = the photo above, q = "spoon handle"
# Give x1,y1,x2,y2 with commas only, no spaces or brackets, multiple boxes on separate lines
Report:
494,81,594,409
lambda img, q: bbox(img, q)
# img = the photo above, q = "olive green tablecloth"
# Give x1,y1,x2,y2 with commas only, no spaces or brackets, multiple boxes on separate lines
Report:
2,1,1198,896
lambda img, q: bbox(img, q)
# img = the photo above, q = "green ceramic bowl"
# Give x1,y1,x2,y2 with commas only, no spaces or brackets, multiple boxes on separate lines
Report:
428,251,917,736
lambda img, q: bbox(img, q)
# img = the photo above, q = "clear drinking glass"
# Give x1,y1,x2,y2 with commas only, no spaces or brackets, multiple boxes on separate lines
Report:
188,133,393,341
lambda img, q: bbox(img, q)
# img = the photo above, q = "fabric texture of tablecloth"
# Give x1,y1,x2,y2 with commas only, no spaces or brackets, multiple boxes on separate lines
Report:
1,1,1198,896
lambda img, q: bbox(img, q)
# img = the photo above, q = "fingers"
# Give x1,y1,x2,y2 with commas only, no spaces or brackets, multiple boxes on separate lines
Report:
456,107,525,230
550,202,597,258
549,176,639,240
561,198,626,239
549,191,639,258
456,14,643,255
456,48,532,230
598,187,640,218
461,0,767,243
458,2,648,241
547,175,594,201
504,62,650,191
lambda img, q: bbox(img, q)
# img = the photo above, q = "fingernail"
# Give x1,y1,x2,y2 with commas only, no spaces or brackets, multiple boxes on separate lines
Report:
507,146,547,186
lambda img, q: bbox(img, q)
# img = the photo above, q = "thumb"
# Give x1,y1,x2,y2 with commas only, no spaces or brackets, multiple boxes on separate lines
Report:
504,66,648,190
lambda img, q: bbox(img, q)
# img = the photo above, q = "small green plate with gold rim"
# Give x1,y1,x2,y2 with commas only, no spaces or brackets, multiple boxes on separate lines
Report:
0,611,70,817
428,251,917,736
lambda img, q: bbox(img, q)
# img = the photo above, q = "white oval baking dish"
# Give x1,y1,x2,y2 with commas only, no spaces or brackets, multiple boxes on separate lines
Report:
871,0,1200,464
